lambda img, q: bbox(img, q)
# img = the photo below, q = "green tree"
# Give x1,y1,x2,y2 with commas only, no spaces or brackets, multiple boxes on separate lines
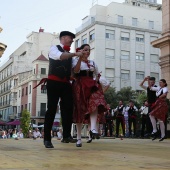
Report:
20,109,31,138
136,91,147,106
104,87,117,109
116,87,137,105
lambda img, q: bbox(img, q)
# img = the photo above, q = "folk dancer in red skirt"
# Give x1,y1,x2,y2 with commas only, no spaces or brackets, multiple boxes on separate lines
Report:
72,44,108,147
87,77,111,143
148,78,168,142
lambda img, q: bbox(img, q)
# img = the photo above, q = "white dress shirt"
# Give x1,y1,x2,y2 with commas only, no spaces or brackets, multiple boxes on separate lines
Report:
150,86,168,97
48,44,64,60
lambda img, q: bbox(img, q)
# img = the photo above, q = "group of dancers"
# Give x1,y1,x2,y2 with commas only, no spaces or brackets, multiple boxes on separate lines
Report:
39,30,168,148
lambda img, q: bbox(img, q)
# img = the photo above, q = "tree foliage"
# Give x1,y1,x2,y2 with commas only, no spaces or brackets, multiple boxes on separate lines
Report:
20,109,31,137
104,86,145,109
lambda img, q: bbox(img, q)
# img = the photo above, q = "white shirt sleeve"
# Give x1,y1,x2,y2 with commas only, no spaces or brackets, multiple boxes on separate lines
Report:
48,45,63,60
99,77,110,87
93,62,99,77
72,58,78,68
163,87,168,94
150,86,160,91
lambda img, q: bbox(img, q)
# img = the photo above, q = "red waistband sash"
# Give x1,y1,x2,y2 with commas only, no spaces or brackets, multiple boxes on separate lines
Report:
33,75,70,89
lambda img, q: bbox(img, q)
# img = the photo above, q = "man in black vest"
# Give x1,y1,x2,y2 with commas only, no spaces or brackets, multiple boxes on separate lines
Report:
140,76,157,137
44,31,83,148
114,101,125,138
126,101,138,137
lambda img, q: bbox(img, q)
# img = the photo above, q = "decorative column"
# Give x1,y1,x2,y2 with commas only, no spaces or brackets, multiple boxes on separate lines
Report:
151,0,170,99
0,27,7,58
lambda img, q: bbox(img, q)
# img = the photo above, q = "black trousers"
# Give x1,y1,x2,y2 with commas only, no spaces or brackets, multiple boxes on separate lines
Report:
141,115,147,137
44,80,73,141
147,106,153,134
129,117,136,136
116,116,125,136
104,122,113,136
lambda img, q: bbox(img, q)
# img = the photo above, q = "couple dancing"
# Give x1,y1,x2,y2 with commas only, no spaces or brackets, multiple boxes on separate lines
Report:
44,31,108,148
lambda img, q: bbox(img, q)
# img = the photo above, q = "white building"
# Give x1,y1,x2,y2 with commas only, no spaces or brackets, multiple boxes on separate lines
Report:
0,28,60,122
75,0,162,91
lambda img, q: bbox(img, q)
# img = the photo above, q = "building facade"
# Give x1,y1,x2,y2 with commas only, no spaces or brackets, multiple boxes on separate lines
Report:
0,29,60,122
75,0,162,91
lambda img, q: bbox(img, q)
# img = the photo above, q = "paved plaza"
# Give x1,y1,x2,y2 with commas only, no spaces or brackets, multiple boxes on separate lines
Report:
0,138,170,170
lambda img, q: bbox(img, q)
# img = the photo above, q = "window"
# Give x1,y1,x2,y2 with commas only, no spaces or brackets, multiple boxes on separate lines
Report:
21,105,23,112
151,54,159,63
82,38,87,44
26,87,28,95
136,72,144,80
121,32,130,41
136,53,144,61
41,68,46,75
40,103,46,116
29,85,31,94
121,51,130,60
136,34,144,42
149,21,154,29
28,103,31,112
22,88,24,96
118,15,123,24
75,39,80,48
121,70,130,80
18,106,20,114
82,35,87,44
41,85,47,94
106,30,115,39
106,49,115,59
25,104,27,110
132,18,138,26
89,30,95,41
105,68,115,78
34,69,35,74
150,72,159,81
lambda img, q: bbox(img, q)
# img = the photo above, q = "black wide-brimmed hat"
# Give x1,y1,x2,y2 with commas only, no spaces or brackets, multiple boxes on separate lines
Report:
59,31,75,38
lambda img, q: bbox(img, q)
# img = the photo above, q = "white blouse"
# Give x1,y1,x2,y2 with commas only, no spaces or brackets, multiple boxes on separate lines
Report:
72,58,99,77
99,77,110,88
150,86,168,97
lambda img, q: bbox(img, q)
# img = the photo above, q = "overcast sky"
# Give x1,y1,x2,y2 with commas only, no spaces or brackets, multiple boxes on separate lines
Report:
0,0,162,65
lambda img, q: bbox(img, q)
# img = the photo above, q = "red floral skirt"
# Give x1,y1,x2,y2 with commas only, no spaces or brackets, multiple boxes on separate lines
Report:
150,99,168,122
73,77,108,124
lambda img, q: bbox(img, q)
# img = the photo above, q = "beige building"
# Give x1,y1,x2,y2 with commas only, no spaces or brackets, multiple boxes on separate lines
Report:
151,0,170,99
0,29,60,122
75,0,162,91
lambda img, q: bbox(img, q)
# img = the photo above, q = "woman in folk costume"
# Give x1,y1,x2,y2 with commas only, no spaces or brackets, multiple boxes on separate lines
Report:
148,78,168,141
87,77,111,143
72,44,108,147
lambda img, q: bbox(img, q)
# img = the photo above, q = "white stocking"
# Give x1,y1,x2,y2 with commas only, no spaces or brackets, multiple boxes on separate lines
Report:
149,115,157,133
90,110,98,133
76,123,82,144
88,124,91,140
159,120,165,138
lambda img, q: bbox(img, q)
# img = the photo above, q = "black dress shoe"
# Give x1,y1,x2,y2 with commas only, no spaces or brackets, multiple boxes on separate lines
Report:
159,136,165,142
61,137,77,143
152,132,157,141
87,138,92,143
76,139,82,147
90,130,100,139
44,141,54,148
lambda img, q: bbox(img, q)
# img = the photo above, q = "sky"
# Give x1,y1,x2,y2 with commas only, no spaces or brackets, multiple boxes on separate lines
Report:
0,0,162,65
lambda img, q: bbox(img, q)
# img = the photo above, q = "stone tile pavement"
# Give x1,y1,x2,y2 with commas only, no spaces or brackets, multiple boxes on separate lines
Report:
0,138,170,170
